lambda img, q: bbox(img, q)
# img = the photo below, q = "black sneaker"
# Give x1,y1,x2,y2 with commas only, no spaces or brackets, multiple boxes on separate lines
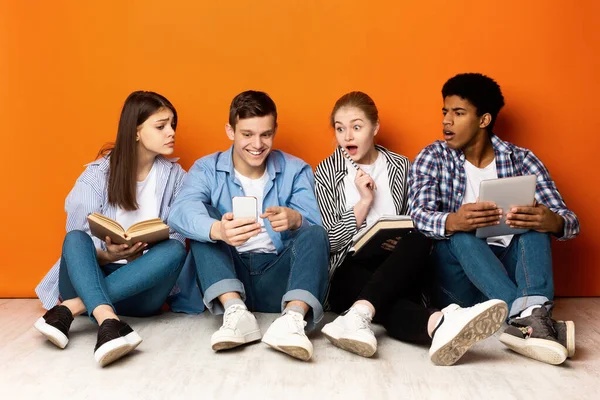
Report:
94,319,143,367
499,302,568,365
33,305,74,349
554,320,575,358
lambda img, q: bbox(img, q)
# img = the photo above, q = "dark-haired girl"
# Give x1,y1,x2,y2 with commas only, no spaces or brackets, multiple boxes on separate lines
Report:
34,91,187,367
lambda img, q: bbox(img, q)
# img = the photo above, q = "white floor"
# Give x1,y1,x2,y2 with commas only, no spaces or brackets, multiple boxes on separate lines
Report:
0,298,598,400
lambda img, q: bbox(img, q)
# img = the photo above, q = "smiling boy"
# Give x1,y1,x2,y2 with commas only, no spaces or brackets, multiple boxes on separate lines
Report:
168,90,328,361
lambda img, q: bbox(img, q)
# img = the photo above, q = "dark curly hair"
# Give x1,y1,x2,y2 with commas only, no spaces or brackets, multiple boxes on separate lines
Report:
442,73,505,132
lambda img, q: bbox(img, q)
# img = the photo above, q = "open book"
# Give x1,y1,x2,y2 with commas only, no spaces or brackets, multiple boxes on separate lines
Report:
350,215,414,257
87,212,170,246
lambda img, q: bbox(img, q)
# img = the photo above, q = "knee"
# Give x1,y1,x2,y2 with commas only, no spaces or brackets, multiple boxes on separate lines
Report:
163,239,187,266
63,230,92,249
310,224,328,240
450,231,477,245
519,230,551,246
302,225,328,245
306,225,330,255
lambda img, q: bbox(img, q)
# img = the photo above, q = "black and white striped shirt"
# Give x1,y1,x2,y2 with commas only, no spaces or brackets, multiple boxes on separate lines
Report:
314,145,411,305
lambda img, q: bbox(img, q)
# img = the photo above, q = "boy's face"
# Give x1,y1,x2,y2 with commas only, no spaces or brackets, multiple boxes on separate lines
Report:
226,114,276,178
442,95,487,150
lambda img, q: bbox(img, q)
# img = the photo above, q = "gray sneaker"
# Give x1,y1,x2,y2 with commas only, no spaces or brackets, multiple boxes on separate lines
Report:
499,302,568,365
554,320,575,358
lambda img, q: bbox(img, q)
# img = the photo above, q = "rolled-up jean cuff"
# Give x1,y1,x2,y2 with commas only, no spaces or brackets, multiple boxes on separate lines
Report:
510,295,550,318
203,279,246,315
282,289,324,331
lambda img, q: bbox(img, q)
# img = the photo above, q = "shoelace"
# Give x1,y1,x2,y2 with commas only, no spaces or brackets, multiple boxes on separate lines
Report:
221,306,245,330
348,309,373,334
286,312,307,334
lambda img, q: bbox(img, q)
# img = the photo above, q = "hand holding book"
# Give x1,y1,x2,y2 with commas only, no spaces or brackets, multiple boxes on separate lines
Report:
104,236,147,263
351,215,414,257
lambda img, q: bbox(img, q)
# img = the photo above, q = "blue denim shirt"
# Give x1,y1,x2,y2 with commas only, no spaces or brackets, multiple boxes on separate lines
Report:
167,146,322,313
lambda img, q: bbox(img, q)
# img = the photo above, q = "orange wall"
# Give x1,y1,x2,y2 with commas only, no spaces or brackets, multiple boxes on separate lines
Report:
1,1,599,297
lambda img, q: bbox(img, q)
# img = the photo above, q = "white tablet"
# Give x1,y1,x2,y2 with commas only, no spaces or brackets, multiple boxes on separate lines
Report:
475,175,537,239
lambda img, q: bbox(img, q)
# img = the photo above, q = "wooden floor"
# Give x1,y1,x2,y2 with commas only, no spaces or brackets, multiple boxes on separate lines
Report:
0,298,598,400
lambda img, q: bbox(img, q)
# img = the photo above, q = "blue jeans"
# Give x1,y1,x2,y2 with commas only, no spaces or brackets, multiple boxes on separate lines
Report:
190,225,329,330
431,231,553,317
58,230,186,322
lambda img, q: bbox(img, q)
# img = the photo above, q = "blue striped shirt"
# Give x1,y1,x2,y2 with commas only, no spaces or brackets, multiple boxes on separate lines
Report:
409,134,580,240
35,155,186,310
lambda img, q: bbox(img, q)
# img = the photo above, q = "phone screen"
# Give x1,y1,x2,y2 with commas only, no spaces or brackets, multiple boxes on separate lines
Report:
232,196,258,220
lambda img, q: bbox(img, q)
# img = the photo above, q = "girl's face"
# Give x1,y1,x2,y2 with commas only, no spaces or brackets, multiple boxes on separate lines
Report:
333,106,379,164
136,108,176,156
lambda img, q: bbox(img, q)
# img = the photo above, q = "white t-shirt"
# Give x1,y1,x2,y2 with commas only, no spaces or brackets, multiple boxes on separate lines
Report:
344,151,397,228
462,159,512,247
114,162,160,263
234,169,277,254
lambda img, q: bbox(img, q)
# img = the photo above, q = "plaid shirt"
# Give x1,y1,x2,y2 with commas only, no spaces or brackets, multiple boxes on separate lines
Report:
409,134,579,240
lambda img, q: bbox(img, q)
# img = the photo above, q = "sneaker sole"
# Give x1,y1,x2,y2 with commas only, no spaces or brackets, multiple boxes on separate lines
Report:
262,334,312,361
211,330,262,351
94,331,143,367
499,333,568,365
321,325,376,358
430,300,508,366
558,320,576,358
33,317,68,349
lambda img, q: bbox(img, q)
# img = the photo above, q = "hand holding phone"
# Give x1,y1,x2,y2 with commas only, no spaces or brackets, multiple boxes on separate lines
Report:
209,196,261,246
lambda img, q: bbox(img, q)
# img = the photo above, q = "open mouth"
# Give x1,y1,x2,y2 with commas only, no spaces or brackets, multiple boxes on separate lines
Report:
246,149,265,156
346,145,358,155
443,130,455,141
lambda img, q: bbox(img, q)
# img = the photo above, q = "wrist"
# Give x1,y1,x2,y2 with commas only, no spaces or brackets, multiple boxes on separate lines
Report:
96,249,112,265
553,213,565,236
445,213,457,234
210,221,222,241
357,198,373,210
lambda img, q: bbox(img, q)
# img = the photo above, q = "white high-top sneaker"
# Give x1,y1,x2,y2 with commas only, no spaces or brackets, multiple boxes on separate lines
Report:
429,299,508,366
211,305,262,351
321,308,377,357
262,311,313,361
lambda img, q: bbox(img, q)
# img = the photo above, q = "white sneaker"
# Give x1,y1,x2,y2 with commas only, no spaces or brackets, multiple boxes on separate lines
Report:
429,299,508,366
262,311,313,361
211,305,262,351
321,308,377,357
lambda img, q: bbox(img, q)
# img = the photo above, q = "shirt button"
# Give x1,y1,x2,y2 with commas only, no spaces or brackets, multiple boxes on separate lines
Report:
458,193,462,197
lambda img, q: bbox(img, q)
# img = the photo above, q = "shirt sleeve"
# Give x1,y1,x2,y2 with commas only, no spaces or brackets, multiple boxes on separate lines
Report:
314,164,358,253
409,147,451,240
64,168,105,248
521,150,580,240
167,159,219,243
167,164,187,244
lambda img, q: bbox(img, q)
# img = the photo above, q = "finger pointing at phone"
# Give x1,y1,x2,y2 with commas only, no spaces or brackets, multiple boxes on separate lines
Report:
261,206,302,232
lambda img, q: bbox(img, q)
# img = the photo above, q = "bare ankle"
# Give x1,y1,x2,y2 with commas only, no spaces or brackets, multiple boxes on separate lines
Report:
428,311,444,337
92,305,118,326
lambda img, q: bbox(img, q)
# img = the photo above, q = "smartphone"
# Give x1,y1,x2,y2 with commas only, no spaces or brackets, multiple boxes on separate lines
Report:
232,196,258,220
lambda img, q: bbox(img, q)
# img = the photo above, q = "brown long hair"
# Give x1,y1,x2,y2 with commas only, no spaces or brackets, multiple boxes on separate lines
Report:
99,91,177,211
